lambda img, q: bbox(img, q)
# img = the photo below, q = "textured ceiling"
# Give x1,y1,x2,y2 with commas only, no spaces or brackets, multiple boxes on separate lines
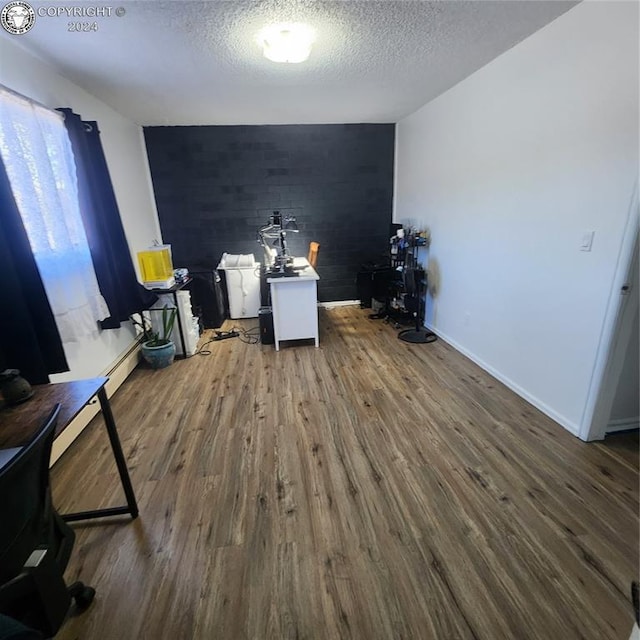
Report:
8,0,578,125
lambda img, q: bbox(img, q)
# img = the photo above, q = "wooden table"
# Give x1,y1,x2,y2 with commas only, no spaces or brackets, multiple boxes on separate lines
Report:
0,377,139,522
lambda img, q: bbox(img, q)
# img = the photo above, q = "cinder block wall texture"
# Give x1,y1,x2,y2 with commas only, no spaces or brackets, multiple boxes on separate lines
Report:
144,124,395,302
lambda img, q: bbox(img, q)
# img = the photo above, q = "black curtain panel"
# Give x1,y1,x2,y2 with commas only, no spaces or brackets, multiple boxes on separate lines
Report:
0,158,68,384
58,108,155,329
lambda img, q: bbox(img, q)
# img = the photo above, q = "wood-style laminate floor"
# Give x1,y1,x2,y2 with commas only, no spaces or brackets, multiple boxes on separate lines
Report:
52,306,639,640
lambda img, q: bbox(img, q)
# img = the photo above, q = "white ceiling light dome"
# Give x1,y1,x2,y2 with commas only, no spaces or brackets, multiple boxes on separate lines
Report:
258,23,316,63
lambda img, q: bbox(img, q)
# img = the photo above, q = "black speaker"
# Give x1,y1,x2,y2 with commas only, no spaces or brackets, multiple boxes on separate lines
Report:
258,306,274,345
186,270,227,329
357,270,374,308
259,266,270,307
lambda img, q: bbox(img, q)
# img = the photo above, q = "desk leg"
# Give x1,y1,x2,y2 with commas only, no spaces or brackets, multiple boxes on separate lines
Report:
173,291,188,358
270,283,280,351
98,388,139,518
62,389,139,522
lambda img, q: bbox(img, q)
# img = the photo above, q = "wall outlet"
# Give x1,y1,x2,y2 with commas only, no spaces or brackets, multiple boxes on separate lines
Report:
463,311,471,326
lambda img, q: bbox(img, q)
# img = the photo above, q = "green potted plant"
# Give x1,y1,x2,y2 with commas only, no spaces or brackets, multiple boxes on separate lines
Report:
132,306,178,369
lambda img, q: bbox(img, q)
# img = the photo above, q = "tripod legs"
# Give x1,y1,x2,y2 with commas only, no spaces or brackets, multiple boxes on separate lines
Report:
397,274,437,344
398,327,437,343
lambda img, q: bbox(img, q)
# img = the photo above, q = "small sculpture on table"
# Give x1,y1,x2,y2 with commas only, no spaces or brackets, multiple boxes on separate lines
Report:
0,369,34,405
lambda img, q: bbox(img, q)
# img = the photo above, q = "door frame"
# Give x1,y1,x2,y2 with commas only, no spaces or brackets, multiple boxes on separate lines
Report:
579,182,639,441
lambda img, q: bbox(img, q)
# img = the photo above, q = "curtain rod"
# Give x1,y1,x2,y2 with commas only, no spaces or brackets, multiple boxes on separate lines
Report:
0,83,64,119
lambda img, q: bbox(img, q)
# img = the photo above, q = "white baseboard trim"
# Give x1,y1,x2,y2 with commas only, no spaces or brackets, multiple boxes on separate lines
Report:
426,324,581,438
606,417,640,433
50,340,141,466
318,300,360,309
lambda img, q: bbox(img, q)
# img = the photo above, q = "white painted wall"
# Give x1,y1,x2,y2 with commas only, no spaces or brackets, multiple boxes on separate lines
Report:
0,36,161,380
395,1,639,436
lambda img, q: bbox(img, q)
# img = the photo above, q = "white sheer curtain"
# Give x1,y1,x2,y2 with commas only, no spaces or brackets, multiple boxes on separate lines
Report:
0,89,110,342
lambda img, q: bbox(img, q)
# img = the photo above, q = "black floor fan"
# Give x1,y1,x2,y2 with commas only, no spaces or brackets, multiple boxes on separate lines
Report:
398,267,437,344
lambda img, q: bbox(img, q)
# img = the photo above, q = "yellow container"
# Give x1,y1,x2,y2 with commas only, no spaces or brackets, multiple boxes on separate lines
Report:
137,245,173,283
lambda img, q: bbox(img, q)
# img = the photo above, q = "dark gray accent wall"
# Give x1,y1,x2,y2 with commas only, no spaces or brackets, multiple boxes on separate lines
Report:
143,124,395,302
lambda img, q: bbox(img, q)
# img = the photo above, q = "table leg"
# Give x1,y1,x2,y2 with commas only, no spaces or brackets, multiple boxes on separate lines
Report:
62,388,139,522
173,291,188,358
97,388,139,517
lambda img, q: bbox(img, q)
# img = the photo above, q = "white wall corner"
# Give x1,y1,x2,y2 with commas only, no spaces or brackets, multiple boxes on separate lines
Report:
426,323,581,437
396,2,639,440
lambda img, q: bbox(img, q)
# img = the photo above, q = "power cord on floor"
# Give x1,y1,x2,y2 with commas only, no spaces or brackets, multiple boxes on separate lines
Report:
232,325,261,345
195,325,261,355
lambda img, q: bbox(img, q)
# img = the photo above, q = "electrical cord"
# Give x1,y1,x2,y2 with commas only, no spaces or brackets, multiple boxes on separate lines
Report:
232,325,261,344
194,325,261,355
194,339,215,356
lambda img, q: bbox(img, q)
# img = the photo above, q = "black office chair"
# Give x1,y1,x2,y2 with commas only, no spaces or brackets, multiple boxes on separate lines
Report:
0,404,95,637
0,613,42,640
307,242,320,269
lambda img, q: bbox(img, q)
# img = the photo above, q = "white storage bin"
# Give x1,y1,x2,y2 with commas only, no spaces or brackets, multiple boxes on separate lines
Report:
217,254,261,319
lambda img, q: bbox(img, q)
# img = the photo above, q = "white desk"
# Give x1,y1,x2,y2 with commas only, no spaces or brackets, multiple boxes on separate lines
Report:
267,257,319,351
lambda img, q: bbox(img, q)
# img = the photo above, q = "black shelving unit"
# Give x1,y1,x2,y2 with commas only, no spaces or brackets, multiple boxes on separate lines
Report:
398,267,437,344
148,278,192,358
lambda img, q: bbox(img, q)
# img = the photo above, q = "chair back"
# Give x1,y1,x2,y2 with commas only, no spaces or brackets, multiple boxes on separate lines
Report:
307,242,320,269
0,405,60,585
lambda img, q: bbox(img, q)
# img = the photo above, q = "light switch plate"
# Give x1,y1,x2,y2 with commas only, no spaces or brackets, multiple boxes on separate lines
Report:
580,230,595,252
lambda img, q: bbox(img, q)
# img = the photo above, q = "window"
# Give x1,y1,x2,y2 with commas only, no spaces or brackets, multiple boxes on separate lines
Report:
0,88,109,342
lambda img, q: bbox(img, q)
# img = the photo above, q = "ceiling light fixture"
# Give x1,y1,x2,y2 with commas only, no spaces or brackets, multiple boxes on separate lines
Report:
258,23,315,63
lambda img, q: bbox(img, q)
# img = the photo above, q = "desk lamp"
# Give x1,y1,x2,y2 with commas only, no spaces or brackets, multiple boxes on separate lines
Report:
258,222,279,267
258,212,299,272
